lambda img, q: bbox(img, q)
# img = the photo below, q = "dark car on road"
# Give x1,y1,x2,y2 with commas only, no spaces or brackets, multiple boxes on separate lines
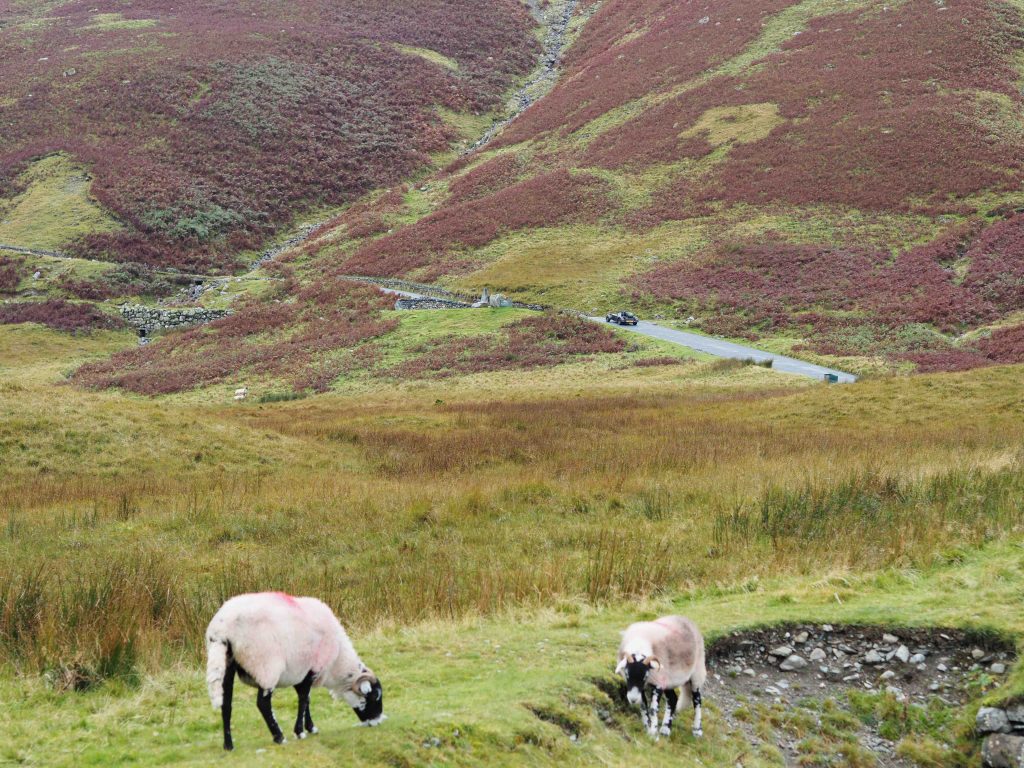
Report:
605,310,639,326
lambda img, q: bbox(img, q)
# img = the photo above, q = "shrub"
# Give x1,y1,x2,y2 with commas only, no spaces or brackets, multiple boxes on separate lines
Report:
0,258,24,294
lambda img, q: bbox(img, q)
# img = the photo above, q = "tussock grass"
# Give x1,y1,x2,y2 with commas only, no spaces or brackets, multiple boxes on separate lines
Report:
3,323,1024,679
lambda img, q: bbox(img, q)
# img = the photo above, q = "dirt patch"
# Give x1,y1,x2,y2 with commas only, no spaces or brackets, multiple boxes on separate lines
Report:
705,624,1015,766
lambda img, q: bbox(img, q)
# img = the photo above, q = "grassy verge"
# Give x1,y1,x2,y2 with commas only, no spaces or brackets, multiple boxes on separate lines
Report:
4,541,1023,766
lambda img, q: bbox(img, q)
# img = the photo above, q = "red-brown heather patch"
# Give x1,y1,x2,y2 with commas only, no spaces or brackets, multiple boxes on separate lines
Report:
632,209,1024,370
74,281,397,394
342,170,614,276
0,0,537,272
497,0,797,145
596,0,1024,217
0,300,125,333
446,154,525,204
0,258,24,294
386,312,627,378
962,214,1024,314
973,324,1024,365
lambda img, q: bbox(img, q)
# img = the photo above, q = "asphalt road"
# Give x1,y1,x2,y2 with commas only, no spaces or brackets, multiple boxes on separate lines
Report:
589,318,857,383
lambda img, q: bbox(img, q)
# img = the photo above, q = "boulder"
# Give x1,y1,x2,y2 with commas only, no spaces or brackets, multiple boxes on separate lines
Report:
978,707,1013,735
1006,705,1024,725
983,734,1024,768
780,655,808,672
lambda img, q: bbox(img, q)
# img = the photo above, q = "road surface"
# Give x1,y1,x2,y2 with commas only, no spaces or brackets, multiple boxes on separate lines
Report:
589,318,857,383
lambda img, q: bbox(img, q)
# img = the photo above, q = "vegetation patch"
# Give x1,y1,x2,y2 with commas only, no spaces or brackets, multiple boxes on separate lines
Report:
0,154,121,251
0,299,124,333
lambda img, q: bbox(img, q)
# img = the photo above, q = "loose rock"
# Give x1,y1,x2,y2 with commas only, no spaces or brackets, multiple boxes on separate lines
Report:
982,733,1024,768
978,707,1013,735
780,655,808,672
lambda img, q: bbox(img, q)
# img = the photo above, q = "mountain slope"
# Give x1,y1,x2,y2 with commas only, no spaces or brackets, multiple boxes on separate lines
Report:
0,0,537,271
304,0,1024,374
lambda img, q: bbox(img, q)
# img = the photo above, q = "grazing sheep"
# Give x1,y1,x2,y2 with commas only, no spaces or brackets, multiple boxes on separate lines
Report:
615,615,706,738
206,592,383,751
233,387,248,401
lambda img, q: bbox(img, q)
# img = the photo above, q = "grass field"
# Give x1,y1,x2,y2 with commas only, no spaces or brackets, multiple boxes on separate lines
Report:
5,541,1024,766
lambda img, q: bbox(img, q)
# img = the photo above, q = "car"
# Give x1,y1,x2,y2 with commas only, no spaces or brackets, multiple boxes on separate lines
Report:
605,310,639,326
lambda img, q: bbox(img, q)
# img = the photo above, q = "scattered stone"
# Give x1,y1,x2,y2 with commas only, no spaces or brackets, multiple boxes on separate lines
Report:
977,708,1012,734
1006,705,1024,724
882,633,900,644
809,648,827,662
864,650,885,665
909,653,926,665
742,669,755,677
992,663,1007,675
780,655,808,672
880,670,896,681
937,663,948,672
765,686,782,696
895,645,911,664
794,631,809,644
822,624,834,632
928,682,941,692
770,645,794,658
983,733,1024,768
974,648,987,660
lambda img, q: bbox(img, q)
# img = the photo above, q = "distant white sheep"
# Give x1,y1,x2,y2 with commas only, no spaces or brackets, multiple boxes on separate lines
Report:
616,615,706,738
206,592,383,751
233,387,248,401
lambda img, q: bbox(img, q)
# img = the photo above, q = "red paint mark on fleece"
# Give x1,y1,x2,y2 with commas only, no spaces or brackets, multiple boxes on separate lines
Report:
272,591,300,607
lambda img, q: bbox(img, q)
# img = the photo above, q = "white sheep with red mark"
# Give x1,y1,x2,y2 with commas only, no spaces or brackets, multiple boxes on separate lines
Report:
615,615,706,738
206,592,384,751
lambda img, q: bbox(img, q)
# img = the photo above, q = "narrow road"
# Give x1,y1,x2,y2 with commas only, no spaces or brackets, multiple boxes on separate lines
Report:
588,317,857,383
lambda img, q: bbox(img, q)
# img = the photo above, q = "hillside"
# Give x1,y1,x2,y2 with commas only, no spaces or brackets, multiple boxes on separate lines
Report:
0,0,537,273
282,0,1024,375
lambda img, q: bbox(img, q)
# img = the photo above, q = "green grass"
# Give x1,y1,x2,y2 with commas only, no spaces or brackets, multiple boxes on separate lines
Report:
0,154,122,250
4,540,1024,766
392,43,459,71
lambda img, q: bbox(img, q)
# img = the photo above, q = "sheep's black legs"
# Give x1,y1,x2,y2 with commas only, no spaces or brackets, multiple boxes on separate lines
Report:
660,689,678,736
221,661,236,751
294,672,315,738
692,687,703,737
257,688,286,744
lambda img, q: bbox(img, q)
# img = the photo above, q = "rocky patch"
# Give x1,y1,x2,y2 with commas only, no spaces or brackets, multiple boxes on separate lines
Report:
706,624,1013,766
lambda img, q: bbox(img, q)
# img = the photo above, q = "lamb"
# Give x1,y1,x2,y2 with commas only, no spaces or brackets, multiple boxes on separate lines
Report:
615,615,706,739
206,592,384,751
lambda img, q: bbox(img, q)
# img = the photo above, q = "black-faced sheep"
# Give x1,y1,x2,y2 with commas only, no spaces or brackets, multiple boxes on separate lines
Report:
206,592,383,750
616,615,706,738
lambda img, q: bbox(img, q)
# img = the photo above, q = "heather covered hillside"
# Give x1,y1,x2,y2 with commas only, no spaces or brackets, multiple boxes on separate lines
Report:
312,0,1024,373
0,0,537,271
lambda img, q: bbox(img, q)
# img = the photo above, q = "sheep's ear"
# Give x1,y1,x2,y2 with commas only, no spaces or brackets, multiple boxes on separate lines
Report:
647,657,661,670
615,657,627,675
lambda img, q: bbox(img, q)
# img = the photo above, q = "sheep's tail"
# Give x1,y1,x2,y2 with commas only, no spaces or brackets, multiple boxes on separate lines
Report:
206,634,230,709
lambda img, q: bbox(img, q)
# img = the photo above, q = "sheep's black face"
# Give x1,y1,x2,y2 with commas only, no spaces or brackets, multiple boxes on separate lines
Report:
353,680,384,725
623,659,650,705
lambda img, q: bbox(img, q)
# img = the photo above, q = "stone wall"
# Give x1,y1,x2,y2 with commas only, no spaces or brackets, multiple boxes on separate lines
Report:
394,297,469,310
120,304,231,333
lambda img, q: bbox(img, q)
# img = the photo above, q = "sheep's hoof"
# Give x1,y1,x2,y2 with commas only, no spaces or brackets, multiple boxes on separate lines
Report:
646,727,659,739
274,736,287,745
659,725,672,737
296,732,307,740
692,728,703,738
308,726,319,735
223,742,234,752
